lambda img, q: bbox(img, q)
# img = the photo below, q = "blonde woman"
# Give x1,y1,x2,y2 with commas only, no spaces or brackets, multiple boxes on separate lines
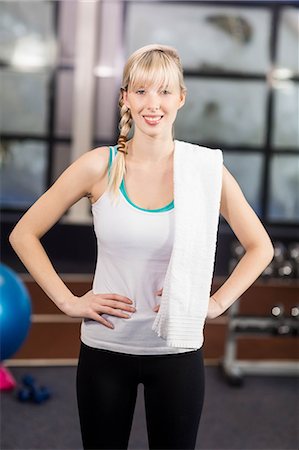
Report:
9,44,274,449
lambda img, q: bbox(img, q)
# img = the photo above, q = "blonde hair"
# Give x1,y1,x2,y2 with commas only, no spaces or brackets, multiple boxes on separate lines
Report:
107,44,187,205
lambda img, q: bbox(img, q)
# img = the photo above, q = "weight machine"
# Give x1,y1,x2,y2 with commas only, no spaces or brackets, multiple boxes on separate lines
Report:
220,298,299,386
219,239,299,386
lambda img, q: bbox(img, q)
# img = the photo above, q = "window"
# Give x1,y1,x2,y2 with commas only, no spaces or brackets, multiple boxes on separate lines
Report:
0,0,77,212
119,0,299,225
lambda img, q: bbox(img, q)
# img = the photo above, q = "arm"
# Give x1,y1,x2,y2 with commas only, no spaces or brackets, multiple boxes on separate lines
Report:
209,164,274,317
9,148,105,313
10,147,136,328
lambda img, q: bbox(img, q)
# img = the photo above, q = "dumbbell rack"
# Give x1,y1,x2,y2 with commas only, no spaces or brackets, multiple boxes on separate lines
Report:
220,298,299,386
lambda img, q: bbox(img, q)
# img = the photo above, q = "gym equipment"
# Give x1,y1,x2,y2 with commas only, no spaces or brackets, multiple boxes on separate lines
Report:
260,241,298,280
271,241,299,279
220,299,299,387
0,365,16,391
290,306,299,336
17,374,51,404
221,239,299,386
0,264,32,361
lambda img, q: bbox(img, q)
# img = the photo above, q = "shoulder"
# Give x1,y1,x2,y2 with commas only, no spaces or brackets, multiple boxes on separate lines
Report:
194,144,223,158
85,145,111,166
57,146,112,193
176,140,222,159
75,145,111,179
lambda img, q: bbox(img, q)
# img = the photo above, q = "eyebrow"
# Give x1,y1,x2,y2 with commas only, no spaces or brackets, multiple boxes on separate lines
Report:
133,84,173,90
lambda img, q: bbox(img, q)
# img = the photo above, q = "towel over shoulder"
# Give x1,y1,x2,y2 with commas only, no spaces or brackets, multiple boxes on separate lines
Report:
152,139,223,349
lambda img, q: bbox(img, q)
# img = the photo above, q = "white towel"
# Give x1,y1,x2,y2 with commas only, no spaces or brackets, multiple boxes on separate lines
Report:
151,139,223,349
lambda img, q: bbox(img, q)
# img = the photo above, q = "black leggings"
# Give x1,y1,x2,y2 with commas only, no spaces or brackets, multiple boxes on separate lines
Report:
76,342,205,450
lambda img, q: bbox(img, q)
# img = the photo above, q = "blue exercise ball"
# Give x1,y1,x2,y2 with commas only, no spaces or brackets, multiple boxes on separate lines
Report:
0,263,32,361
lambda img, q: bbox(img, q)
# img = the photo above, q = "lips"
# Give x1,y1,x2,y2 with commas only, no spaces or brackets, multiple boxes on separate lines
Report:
143,115,163,125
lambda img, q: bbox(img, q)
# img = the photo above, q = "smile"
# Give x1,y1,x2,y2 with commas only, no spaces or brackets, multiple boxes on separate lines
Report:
143,116,163,125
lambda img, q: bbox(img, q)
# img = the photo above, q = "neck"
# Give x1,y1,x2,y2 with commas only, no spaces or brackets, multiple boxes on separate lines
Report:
126,133,175,165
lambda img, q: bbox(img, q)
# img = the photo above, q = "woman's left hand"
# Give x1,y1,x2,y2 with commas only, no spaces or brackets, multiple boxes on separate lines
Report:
206,296,224,320
153,290,224,319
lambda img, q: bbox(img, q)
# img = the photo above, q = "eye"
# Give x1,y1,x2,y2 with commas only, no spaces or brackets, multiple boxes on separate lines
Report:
136,89,145,94
161,89,171,95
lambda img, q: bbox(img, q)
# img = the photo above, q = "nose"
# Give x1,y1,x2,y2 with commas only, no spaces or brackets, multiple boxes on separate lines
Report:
146,92,160,112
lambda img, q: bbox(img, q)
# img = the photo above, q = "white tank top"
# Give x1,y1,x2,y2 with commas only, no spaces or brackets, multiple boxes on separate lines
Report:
80,145,194,355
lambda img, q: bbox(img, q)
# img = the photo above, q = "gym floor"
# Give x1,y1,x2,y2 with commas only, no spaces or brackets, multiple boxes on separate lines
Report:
1,365,298,450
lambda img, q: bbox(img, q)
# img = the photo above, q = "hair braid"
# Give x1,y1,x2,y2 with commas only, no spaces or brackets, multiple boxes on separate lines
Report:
106,89,133,205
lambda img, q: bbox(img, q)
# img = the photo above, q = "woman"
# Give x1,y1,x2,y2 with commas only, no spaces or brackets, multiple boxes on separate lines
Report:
9,44,274,449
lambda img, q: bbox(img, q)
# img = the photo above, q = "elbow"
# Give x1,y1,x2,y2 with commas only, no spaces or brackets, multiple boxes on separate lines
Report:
264,237,275,263
258,241,275,264
246,240,275,265
265,245,275,264
260,244,275,267
9,224,39,250
9,227,21,250
9,224,27,250
262,247,275,274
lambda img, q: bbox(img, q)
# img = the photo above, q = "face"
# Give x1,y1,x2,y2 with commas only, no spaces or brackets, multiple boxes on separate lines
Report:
122,81,186,136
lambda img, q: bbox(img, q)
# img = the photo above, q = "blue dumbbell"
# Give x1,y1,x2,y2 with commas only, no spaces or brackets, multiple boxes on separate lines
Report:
17,374,36,402
33,386,51,404
17,386,31,402
22,374,35,388
17,374,51,404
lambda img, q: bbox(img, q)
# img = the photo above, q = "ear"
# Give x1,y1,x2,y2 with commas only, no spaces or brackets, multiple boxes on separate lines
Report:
122,89,130,109
178,91,186,110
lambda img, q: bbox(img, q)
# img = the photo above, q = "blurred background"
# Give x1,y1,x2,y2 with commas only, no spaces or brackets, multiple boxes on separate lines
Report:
0,1,298,449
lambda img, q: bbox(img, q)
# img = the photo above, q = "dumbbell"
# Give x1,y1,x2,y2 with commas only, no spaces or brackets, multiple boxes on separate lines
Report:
17,374,51,404
290,305,299,336
291,306,299,318
271,304,291,335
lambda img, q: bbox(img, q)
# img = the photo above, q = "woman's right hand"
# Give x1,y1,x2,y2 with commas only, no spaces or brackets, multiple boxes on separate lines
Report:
62,290,136,329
